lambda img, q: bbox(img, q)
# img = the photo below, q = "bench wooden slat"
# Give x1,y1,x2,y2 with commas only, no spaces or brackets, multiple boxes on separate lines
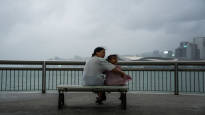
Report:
57,85,128,92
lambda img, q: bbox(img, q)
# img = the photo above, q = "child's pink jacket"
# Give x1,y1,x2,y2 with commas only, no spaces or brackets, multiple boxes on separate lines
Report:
105,65,131,86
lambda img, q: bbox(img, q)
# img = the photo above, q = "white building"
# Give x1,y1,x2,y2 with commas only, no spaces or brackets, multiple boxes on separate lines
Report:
193,37,205,59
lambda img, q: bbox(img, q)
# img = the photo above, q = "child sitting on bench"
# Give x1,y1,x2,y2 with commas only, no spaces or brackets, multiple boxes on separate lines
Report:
105,54,132,86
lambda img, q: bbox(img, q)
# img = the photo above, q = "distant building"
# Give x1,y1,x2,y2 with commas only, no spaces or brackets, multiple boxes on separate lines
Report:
193,37,205,59
152,50,161,57
187,43,200,60
175,42,200,60
161,50,174,58
175,42,188,60
149,50,174,58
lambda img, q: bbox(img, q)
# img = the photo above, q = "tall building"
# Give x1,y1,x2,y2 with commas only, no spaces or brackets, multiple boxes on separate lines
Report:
175,42,200,60
193,37,205,59
187,43,200,60
175,42,189,60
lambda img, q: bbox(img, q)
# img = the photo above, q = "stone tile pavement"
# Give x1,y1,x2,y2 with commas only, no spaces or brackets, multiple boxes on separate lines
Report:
0,92,205,115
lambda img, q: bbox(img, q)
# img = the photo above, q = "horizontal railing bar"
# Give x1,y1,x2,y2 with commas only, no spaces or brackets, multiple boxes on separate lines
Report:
0,60,205,65
178,69,205,71
45,61,85,65
119,61,205,65
177,61,205,65
0,68,204,71
118,61,175,65
0,60,43,65
46,68,83,71
41,68,205,71
0,67,42,70
122,68,174,71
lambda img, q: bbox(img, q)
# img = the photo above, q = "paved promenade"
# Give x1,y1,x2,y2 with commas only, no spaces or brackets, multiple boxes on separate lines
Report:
0,92,205,115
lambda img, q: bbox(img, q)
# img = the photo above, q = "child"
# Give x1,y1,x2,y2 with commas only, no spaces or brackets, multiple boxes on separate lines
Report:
105,54,132,86
95,54,131,104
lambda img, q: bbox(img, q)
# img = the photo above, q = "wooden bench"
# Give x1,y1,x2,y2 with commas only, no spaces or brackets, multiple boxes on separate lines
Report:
57,85,128,110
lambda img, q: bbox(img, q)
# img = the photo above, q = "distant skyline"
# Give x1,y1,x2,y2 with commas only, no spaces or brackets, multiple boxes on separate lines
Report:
1,0,205,60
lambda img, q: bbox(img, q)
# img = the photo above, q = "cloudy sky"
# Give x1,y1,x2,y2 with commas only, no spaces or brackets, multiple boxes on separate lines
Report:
0,0,205,60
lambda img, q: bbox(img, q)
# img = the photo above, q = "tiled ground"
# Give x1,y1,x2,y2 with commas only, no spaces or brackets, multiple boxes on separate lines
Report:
0,92,205,115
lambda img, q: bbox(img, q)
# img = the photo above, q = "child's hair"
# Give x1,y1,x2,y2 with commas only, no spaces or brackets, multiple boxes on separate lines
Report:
106,54,118,62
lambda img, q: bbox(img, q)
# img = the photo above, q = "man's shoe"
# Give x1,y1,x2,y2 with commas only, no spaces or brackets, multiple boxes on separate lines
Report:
96,97,103,105
102,92,106,101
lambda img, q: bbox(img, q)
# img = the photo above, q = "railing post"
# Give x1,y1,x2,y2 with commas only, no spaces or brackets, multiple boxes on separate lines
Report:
42,61,46,93
174,63,179,95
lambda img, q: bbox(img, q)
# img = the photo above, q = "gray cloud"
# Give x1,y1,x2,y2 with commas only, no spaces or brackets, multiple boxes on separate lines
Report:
0,0,205,60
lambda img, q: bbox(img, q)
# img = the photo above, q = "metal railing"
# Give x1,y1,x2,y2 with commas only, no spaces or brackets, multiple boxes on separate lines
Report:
0,60,205,95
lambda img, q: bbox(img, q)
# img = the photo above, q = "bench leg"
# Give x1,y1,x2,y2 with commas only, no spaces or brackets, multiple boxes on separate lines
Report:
62,93,65,105
58,90,64,109
121,92,127,110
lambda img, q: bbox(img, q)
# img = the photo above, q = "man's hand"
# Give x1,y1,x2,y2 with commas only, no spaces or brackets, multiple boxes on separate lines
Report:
121,72,127,78
112,67,127,78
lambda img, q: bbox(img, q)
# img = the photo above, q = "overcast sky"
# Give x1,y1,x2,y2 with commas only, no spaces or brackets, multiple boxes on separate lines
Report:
0,0,205,60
